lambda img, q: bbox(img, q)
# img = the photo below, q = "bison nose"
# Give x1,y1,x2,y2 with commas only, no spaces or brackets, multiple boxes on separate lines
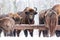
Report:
29,15,33,19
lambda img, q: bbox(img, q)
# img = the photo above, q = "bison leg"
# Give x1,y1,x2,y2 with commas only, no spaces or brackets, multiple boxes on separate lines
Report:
16,30,21,37
24,30,28,37
0,29,2,37
28,29,33,37
9,31,14,36
13,29,16,37
4,31,7,36
39,30,41,37
4,31,10,36
55,30,60,37
50,24,56,37
43,30,49,37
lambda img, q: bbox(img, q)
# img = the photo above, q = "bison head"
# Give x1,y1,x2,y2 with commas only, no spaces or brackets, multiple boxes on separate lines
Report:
24,7,37,21
8,13,23,24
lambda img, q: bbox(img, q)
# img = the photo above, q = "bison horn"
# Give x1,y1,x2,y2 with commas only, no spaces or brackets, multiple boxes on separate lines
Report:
34,7,37,11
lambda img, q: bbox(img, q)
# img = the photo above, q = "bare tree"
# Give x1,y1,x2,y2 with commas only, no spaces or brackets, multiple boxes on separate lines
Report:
13,0,17,13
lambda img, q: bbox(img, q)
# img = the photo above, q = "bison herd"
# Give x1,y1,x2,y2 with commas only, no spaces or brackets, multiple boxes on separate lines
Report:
0,4,60,37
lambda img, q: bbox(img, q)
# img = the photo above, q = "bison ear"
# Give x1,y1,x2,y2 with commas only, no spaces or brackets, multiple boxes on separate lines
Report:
25,12,29,15
34,12,37,15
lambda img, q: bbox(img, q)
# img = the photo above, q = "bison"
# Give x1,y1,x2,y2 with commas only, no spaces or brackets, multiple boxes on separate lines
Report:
17,7,37,37
0,14,11,36
39,9,49,37
8,13,23,37
8,13,23,24
52,4,60,37
0,17,15,36
45,9,57,37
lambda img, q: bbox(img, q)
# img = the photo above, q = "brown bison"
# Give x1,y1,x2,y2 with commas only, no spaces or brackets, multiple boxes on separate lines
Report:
17,7,37,37
52,4,60,15
8,13,23,37
52,4,60,37
0,14,11,36
39,9,49,37
8,13,23,24
0,17,15,36
45,9,57,36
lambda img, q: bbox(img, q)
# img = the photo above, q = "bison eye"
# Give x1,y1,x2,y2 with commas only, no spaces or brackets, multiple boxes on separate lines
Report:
25,12,30,15
34,12,37,15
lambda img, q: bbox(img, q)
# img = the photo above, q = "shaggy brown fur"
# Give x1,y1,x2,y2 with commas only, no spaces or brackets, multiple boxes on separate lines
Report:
39,9,49,37
8,13,23,37
52,4,60,37
52,4,60,15
0,17,15,36
45,9,57,36
8,13,23,24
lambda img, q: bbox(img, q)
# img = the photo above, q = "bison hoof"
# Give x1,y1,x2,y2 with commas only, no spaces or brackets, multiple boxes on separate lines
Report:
39,31,41,37
56,30,60,37
24,33,28,37
43,35,49,37
56,33,60,37
56,34,60,37
24,30,28,37
30,32,33,37
17,34,20,37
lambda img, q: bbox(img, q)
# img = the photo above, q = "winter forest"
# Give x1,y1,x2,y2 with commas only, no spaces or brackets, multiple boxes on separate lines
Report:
0,0,60,14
